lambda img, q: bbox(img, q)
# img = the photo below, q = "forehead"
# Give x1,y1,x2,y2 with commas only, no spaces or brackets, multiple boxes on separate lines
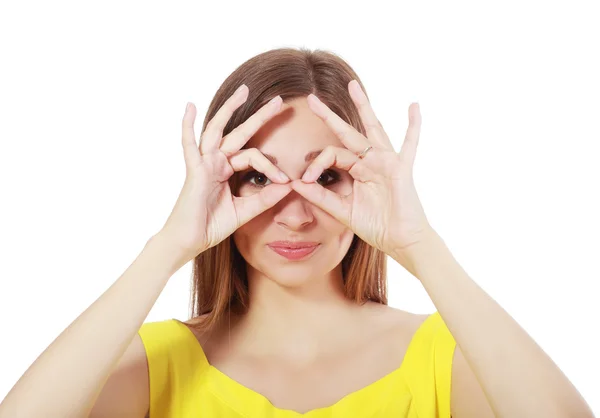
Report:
245,97,344,165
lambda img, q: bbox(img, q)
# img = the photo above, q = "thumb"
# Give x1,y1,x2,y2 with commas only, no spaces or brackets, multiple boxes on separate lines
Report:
234,184,292,227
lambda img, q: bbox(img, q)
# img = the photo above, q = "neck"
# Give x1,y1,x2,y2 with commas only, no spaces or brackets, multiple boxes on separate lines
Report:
227,265,369,363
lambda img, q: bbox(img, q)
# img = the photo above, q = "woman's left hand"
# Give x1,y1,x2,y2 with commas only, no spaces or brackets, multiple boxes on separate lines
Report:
290,80,435,258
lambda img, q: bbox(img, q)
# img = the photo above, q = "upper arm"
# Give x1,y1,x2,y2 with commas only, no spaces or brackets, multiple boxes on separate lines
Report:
450,344,496,418
88,333,149,418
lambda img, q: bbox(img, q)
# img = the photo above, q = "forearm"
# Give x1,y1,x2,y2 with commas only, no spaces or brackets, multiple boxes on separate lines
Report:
0,234,184,418
393,230,594,418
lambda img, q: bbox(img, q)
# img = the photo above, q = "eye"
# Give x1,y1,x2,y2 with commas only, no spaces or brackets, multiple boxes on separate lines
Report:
316,169,340,187
243,170,272,188
242,169,340,188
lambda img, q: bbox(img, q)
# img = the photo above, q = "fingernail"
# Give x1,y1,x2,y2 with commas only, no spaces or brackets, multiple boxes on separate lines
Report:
269,95,282,106
350,80,365,98
308,94,321,104
185,102,191,112
235,84,247,96
268,96,282,115
278,171,289,181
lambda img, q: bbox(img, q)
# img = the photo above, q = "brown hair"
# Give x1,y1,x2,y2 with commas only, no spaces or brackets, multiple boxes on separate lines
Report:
186,47,387,333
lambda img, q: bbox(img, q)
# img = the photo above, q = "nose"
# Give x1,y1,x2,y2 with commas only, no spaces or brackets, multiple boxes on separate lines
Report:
273,190,314,230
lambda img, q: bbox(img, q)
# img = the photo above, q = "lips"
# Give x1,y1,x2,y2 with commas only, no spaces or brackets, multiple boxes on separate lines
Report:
268,241,320,249
267,241,320,260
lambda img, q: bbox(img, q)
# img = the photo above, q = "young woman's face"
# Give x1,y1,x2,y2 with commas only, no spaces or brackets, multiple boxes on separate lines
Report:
232,97,355,287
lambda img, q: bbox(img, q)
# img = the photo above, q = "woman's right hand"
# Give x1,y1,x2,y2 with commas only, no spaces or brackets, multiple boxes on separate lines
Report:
157,85,291,265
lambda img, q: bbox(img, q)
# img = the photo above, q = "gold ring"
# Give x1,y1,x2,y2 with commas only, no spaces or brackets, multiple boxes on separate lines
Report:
357,145,373,159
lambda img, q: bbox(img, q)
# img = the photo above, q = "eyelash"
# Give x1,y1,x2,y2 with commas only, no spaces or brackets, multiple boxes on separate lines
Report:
242,169,340,188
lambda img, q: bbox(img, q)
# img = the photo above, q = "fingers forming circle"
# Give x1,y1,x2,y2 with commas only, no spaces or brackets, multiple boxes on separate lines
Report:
301,145,375,184
228,148,289,183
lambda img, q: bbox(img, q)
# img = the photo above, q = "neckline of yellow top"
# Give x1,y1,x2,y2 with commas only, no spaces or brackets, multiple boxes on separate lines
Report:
169,312,439,416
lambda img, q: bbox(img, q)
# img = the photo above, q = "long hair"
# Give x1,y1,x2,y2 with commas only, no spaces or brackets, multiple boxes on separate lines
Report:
187,47,387,332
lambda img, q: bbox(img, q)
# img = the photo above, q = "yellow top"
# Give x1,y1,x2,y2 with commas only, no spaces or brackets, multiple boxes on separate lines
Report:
138,311,456,417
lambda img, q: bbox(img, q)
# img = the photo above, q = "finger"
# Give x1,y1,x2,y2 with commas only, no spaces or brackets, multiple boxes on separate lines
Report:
220,96,283,156
290,180,351,227
181,102,201,170
234,184,292,227
347,80,394,151
200,84,249,155
228,148,290,183
399,103,422,169
306,94,371,154
301,145,375,184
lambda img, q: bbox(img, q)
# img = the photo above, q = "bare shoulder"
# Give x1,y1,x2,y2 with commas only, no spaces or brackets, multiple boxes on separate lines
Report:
362,301,430,329
358,302,431,346
387,305,431,325
180,313,238,355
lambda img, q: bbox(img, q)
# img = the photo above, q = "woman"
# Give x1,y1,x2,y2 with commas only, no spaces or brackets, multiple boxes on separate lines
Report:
0,48,593,418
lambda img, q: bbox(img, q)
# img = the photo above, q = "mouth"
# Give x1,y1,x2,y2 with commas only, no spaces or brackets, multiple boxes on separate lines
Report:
267,242,320,261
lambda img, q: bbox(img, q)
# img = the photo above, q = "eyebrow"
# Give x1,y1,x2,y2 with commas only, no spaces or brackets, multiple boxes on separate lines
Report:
262,149,322,166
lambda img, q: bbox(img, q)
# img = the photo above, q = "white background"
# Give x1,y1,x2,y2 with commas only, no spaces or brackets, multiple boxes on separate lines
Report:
1,0,598,414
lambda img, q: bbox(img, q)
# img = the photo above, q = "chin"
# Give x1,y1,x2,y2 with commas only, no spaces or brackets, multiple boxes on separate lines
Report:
265,266,327,288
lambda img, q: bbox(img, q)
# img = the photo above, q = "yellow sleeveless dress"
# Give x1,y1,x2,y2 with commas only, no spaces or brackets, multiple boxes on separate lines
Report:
138,311,456,417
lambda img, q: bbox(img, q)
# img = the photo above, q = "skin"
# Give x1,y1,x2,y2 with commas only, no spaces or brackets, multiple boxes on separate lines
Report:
188,97,424,412
184,83,593,416
232,96,363,358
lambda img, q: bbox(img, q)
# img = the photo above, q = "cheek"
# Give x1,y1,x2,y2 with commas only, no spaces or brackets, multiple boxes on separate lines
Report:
233,217,265,253
318,212,353,243
232,225,251,254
